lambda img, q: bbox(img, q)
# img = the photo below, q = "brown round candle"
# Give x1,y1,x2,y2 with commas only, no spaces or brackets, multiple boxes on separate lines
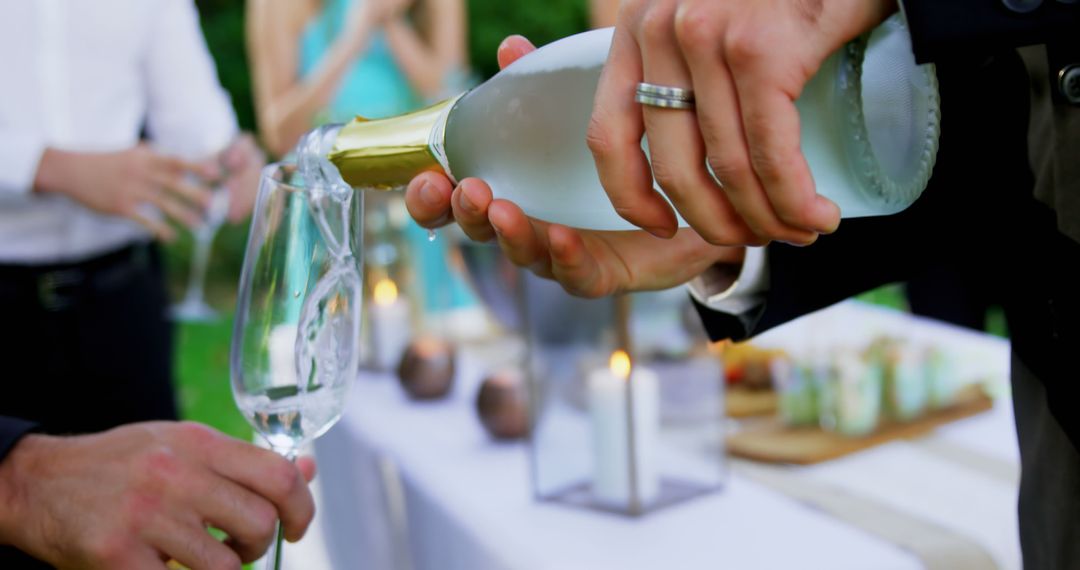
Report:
476,368,529,440
397,336,456,400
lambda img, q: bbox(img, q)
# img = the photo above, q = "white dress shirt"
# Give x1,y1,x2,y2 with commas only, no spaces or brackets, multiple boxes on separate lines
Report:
687,246,770,316
0,0,238,264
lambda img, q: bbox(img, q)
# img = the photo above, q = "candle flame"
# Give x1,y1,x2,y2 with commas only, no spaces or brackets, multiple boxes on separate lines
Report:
609,350,632,380
373,278,399,306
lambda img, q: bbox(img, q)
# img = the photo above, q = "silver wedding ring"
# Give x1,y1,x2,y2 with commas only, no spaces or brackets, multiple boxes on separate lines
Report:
635,82,695,110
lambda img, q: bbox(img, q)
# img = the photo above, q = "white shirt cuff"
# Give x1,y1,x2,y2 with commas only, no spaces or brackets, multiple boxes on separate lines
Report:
0,131,47,195
687,246,769,315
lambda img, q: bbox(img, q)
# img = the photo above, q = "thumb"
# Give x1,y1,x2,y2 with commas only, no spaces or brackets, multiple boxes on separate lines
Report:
497,35,537,70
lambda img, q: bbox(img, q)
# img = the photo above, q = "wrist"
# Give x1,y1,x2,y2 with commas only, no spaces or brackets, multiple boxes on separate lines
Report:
0,434,57,547
343,7,376,53
32,148,79,197
822,0,899,46
858,0,899,30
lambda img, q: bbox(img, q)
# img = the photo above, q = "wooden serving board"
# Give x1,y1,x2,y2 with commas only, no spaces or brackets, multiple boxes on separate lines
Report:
727,385,994,465
726,386,779,418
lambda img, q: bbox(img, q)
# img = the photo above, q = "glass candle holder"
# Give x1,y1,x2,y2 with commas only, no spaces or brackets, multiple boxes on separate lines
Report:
360,192,416,372
523,277,726,517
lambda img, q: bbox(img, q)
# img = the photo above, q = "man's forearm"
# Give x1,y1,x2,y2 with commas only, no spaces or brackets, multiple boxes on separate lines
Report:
0,426,46,550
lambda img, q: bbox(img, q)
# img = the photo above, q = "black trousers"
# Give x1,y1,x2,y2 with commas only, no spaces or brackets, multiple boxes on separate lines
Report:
0,243,177,568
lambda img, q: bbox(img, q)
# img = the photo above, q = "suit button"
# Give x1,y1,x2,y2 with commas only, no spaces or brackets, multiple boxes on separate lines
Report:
1060,65,1080,104
1002,0,1042,11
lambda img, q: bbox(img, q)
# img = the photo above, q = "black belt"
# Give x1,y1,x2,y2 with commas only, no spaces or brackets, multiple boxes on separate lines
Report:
0,243,156,312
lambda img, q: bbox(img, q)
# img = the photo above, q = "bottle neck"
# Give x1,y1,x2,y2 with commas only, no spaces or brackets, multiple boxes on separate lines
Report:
328,96,459,190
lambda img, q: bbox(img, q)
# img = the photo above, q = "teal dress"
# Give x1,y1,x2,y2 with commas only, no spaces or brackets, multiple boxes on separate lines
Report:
299,0,417,121
299,0,477,314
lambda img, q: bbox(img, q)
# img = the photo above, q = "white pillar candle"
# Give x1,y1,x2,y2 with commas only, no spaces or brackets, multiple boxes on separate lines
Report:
588,350,661,510
371,278,411,371
268,323,299,387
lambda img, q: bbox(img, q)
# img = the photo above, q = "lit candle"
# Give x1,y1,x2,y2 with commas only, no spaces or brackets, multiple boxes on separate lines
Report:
588,350,660,509
371,277,411,371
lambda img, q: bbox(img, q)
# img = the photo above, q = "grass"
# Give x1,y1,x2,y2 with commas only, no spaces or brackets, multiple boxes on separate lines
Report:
173,315,252,441
166,226,253,442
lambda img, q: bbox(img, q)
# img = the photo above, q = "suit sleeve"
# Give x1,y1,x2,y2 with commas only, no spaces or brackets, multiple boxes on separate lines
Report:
901,0,1080,63
695,51,1034,342
0,416,38,464
695,203,925,342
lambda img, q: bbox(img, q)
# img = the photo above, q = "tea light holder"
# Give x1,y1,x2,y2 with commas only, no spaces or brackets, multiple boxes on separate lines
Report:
522,276,726,517
397,336,456,400
476,368,530,440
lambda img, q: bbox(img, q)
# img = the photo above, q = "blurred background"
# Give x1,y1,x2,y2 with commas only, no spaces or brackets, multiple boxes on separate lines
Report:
173,0,1008,444
172,0,597,441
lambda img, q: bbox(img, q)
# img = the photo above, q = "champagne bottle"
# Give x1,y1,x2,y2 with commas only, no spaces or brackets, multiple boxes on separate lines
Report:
301,16,939,231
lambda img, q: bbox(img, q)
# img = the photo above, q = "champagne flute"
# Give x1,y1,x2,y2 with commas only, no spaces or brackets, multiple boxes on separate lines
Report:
231,162,363,569
172,183,230,321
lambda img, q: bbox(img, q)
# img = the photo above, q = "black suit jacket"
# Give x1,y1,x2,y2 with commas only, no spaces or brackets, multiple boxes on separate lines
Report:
903,0,1080,63
694,10,1080,567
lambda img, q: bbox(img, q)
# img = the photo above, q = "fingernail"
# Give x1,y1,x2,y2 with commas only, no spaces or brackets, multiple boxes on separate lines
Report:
420,182,442,208
458,190,478,214
780,236,817,247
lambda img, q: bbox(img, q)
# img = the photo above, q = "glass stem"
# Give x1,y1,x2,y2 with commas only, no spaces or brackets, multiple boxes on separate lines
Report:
265,450,298,570
185,229,215,303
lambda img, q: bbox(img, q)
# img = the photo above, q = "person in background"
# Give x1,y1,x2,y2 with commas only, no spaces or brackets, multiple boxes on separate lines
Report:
247,0,468,155
0,0,265,566
248,0,477,326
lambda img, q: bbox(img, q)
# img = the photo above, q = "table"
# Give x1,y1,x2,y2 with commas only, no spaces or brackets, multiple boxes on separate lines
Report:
312,301,1020,570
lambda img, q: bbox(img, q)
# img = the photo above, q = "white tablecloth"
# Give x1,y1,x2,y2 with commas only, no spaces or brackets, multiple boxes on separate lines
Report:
312,301,1020,570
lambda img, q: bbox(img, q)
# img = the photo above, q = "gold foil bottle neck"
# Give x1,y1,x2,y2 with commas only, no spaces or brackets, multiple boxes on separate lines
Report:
328,97,459,190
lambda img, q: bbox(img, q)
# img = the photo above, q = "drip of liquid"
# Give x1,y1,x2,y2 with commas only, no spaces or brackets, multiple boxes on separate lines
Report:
427,228,437,242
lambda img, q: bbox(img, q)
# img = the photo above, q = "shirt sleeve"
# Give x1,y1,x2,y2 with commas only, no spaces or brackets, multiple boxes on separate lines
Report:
685,247,770,342
900,0,1080,63
0,416,39,464
687,246,770,316
141,0,238,160
0,129,47,195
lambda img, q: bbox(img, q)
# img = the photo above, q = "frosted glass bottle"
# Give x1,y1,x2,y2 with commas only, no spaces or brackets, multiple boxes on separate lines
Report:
303,15,939,232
